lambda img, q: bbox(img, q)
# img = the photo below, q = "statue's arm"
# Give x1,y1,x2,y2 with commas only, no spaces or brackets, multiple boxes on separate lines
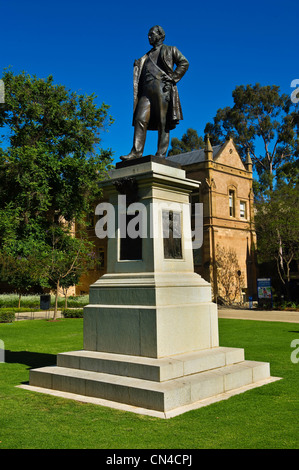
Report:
171,47,189,83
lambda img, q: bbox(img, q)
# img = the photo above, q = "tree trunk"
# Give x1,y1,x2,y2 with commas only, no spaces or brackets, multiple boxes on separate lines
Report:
18,293,22,309
53,280,60,321
285,260,292,301
64,289,68,309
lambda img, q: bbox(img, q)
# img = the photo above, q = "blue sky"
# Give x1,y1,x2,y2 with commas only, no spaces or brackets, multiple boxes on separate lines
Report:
1,0,298,164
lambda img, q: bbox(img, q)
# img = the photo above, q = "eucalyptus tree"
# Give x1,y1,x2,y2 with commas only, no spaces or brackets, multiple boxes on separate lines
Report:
205,83,299,193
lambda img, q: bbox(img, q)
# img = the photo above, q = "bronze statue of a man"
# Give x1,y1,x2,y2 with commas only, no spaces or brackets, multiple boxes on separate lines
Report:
121,25,189,161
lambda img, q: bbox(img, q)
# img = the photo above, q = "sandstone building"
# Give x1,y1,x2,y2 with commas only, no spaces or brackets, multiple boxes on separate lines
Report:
167,137,257,302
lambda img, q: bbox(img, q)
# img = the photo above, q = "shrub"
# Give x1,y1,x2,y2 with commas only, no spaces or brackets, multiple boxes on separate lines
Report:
0,310,15,323
1,307,39,312
0,294,42,308
61,308,84,318
61,295,89,308
272,300,299,311
0,294,89,309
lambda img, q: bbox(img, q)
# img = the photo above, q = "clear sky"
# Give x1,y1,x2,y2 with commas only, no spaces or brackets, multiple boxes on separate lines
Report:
1,0,298,164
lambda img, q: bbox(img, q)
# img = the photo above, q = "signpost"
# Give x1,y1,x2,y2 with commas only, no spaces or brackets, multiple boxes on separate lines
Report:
257,278,272,309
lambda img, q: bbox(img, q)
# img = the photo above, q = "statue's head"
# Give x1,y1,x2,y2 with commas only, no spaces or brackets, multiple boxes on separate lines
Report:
148,25,165,47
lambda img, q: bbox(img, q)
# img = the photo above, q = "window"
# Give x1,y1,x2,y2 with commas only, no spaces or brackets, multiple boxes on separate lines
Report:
240,201,246,219
229,190,235,217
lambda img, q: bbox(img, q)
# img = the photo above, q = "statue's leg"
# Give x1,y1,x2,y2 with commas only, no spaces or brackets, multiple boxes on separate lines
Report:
121,97,150,160
156,92,170,158
156,126,170,157
132,119,147,157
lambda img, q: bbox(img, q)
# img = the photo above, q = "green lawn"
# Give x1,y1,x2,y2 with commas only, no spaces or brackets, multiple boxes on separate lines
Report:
0,318,298,449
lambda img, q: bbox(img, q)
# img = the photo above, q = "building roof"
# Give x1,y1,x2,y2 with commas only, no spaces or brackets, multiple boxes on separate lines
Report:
166,144,223,166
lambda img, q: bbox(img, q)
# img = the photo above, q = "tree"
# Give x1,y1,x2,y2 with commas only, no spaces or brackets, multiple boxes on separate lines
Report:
0,70,113,226
214,244,244,304
254,182,299,299
0,249,44,307
40,227,96,320
204,84,299,192
0,70,114,303
168,128,205,156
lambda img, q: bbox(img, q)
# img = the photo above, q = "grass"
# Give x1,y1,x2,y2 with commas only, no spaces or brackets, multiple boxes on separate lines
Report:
0,317,298,449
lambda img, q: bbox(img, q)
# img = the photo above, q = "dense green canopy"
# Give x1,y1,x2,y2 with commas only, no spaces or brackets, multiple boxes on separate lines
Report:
0,70,114,315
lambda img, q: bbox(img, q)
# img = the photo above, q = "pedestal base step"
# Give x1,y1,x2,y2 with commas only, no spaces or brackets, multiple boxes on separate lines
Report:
56,347,245,382
29,347,272,414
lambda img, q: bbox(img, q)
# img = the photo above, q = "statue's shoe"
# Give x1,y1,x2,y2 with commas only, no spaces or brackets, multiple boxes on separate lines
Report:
120,153,142,161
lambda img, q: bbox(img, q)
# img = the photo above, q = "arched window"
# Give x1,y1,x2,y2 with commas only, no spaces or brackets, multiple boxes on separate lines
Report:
229,189,235,217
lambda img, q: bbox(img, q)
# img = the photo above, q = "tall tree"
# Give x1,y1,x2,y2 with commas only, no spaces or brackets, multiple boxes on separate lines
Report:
168,128,205,156
254,181,299,299
204,84,299,192
0,69,113,226
0,70,114,300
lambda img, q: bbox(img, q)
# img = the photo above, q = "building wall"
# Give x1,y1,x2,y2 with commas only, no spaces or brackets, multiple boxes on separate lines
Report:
184,139,257,301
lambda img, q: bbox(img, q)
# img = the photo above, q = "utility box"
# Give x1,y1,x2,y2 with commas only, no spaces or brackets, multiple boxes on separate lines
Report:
40,294,51,310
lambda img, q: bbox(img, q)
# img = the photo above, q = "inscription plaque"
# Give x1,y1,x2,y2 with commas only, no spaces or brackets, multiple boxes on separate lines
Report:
163,210,182,259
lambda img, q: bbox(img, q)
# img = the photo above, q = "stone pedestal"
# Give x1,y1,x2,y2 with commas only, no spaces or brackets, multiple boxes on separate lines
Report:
26,156,279,418
84,156,218,358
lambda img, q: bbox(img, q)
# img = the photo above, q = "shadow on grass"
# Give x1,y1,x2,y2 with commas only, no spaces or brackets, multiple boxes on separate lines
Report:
5,350,56,369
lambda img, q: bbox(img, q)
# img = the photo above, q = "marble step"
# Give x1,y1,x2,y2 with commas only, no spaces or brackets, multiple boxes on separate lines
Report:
56,347,245,382
29,360,270,413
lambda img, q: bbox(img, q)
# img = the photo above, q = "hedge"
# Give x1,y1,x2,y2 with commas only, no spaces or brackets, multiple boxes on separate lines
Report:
61,308,84,318
0,307,39,313
0,311,15,323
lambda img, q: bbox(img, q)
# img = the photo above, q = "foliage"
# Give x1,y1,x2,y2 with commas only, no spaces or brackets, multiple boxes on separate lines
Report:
0,310,15,322
62,308,84,318
204,83,299,192
254,181,299,297
0,247,46,306
0,69,114,299
272,300,299,311
37,226,95,319
0,293,89,309
0,307,39,313
168,128,205,155
0,70,113,224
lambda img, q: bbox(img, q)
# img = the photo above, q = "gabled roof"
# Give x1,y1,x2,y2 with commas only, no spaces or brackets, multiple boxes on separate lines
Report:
166,144,223,166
